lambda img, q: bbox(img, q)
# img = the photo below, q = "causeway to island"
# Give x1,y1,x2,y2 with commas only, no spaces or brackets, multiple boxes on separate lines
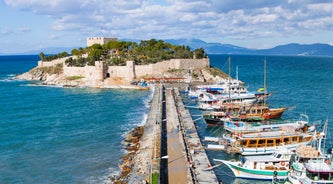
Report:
15,37,229,184
112,84,219,184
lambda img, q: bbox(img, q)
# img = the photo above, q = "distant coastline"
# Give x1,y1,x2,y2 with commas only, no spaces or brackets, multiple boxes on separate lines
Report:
3,39,333,57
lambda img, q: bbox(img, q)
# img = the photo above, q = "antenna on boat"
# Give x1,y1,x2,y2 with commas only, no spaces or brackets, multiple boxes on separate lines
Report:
319,119,329,154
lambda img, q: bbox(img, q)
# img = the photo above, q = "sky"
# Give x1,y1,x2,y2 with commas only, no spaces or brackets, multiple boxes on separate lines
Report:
1,0,333,54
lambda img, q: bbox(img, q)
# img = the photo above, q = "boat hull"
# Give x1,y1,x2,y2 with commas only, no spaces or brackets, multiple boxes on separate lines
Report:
240,142,310,156
262,108,287,119
220,160,288,180
204,117,224,126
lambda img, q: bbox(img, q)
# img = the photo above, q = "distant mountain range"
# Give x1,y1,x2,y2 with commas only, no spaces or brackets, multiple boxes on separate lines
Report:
165,39,333,56
4,39,333,57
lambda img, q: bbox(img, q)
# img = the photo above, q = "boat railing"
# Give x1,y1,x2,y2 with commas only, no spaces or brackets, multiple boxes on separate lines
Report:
239,130,306,139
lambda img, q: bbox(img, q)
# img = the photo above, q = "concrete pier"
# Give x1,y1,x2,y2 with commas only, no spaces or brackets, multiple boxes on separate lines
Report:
170,87,219,184
129,84,219,183
162,86,219,183
166,87,192,183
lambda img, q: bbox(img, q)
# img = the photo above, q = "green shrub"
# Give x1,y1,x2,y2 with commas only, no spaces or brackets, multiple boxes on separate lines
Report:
66,76,84,80
36,63,63,74
152,172,159,184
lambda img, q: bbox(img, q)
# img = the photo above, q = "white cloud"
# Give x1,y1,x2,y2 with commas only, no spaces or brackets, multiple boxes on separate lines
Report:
49,34,60,40
4,0,333,47
0,27,13,36
18,27,31,33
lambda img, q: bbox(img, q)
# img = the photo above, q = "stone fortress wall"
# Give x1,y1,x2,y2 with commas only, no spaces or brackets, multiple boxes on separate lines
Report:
38,57,210,83
37,37,210,83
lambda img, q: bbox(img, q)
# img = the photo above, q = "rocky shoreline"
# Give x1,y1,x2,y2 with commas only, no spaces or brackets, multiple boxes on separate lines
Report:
15,66,148,89
109,126,145,183
15,61,228,89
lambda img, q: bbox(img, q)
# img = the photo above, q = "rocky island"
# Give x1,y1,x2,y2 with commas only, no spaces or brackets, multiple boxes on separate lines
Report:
15,37,228,88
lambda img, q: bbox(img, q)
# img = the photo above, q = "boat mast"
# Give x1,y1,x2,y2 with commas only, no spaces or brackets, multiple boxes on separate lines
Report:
264,58,267,106
236,66,240,95
228,57,231,103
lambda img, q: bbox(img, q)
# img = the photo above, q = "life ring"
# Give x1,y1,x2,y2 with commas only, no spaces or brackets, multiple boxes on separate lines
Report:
281,161,285,166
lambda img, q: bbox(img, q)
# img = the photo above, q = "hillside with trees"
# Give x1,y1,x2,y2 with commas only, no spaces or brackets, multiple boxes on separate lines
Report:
39,39,207,67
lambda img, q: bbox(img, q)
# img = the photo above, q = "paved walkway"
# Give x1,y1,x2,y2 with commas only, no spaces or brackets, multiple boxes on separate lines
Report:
166,87,219,184
129,85,219,184
166,88,192,184
173,88,219,184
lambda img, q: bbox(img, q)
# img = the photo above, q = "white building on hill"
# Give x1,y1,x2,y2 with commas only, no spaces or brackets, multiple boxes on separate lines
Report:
86,37,118,47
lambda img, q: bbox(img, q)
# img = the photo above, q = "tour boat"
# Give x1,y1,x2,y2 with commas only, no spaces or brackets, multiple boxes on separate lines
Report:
214,149,293,181
224,118,324,156
202,103,288,126
203,111,245,126
189,70,249,100
286,148,333,184
223,118,309,135
204,114,314,154
285,120,332,184
198,92,260,110
223,129,316,155
221,114,315,155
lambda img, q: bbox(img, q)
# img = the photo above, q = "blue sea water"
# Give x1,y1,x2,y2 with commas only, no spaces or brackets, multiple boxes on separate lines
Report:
0,55,151,183
0,54,332,184
183,54,333,184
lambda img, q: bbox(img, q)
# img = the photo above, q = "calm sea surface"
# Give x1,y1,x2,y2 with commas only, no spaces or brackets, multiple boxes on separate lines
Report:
184,54,333,184
0,55,151,183
0,54,332,183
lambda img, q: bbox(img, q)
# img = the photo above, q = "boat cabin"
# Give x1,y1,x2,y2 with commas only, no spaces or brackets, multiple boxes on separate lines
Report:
241,151,292,171
237,135,313,148
303,159,333,182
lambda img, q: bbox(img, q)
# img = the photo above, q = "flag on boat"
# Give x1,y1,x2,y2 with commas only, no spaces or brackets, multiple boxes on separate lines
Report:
258,88,265,92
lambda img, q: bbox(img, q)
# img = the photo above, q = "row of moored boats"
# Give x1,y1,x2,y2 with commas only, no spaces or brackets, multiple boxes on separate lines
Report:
186,63,331,183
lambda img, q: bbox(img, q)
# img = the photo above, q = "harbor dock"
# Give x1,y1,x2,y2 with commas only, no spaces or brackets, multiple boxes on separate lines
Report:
169,87,219,183
128,84,219,183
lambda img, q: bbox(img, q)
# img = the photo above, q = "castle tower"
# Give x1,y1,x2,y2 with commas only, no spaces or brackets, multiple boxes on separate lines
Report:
126,60,136,81
86,37,118,47
94,61,107,81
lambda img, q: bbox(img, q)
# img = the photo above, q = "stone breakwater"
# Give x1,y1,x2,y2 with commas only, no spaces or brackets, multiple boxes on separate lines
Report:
110,84,162,183
109,126,145,183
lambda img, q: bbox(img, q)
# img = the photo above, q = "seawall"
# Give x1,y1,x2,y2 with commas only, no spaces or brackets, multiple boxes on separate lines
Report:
39,58,210,84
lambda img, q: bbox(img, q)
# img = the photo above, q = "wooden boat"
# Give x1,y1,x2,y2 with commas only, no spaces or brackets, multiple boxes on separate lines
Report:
203,111,247,126
224,129,316,155
214,149,293,181
220,114,316,155
223,119,309,135
204,114,314,154
242,106,287,119
202,103,288,126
